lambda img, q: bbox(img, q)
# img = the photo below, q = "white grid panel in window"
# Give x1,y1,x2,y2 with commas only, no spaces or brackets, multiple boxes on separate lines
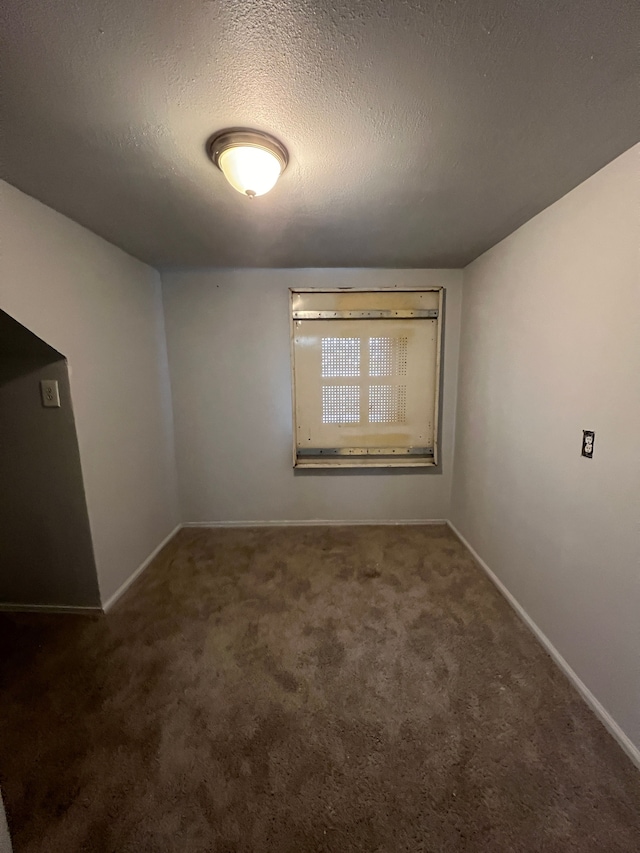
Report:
369,337,408,377
322,385,360,423
321,337,361,378
368,385,407,424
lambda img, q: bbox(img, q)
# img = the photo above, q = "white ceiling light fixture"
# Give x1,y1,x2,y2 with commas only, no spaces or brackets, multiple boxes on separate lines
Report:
209,130,288,199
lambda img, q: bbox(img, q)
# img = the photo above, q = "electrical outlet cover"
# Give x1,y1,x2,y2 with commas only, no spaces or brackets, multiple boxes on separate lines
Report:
581,430,595,458
40,379,61,408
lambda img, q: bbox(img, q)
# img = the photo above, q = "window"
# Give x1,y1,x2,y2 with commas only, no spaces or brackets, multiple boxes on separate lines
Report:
290,288,443,467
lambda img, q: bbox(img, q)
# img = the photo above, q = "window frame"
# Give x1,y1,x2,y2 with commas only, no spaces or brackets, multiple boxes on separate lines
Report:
289,287,444,469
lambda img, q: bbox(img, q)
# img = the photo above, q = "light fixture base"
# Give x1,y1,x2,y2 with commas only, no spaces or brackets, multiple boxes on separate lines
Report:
209,130,289,175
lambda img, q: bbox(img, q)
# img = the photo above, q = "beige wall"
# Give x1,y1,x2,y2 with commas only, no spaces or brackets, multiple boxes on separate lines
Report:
162,269,462,523
451,144,640,753
0,181,179,604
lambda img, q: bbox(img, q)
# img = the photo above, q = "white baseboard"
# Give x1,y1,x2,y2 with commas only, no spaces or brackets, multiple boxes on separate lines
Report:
446,520,640,771
183,519,448,528
101,523,182,613
0,603,101,615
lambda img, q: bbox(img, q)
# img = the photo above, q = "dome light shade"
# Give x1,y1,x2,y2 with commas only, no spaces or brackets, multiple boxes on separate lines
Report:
210,130,288,198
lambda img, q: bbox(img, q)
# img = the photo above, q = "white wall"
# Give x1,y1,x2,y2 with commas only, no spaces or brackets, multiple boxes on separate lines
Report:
162,269,462,523
0,181,179,604
451,144,640,754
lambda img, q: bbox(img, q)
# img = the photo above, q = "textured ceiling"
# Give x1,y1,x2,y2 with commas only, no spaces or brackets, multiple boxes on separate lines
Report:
1,1,638,269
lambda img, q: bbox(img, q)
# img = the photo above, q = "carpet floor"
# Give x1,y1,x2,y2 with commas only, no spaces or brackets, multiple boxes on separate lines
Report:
0,525,638,852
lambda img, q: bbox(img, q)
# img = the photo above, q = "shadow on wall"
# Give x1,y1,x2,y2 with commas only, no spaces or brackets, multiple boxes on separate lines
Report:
0,787,10,853
0,310,100,608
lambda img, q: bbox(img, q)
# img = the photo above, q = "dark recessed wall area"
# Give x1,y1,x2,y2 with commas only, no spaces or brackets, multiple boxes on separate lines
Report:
0,310,100,608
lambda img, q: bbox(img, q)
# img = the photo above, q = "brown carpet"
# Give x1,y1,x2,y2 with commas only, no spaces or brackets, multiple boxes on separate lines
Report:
0,525,638,852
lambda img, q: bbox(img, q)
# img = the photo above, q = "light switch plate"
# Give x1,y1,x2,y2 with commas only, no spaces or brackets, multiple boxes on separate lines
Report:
40,379,61,408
